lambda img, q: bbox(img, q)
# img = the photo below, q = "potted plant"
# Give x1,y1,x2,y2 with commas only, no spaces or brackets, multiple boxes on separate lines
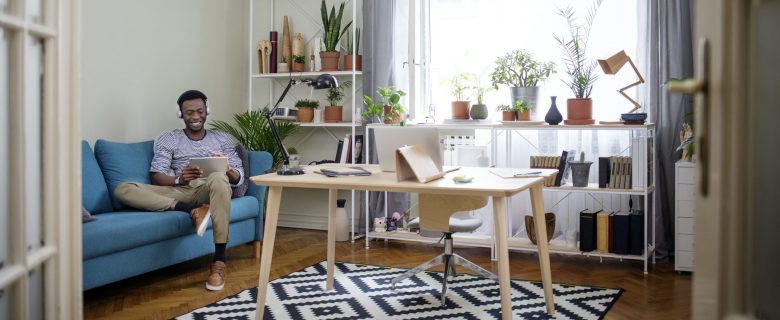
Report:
450,73,474,119
286,147,301,168
490,50,555,118
377,86,406,124
497,104,515,121
324,80,352,123
554,1,602,125
319,0,352,71
295,99,319,123
514,100,531,121
344,28,361,71
470,78,492,120
209,110,300,170
362,95,384,124
292,54,305,72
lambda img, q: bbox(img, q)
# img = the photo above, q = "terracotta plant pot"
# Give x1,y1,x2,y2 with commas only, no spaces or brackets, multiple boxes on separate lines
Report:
564,98,595,125
382,105,402,124
297,108,314,123
518,110,531,121
344,54,362,71
319,51,340,71
324,106,343,123
525,213,556,245
451,101,470,119
502,111,516,121
292,62,305,72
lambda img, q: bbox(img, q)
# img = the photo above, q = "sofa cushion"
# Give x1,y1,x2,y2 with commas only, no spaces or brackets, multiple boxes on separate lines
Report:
82,196,259,259
82,141,114,214
94,139,154,210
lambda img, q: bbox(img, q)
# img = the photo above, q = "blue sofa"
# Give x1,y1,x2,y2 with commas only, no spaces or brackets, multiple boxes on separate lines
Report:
81,139,272,290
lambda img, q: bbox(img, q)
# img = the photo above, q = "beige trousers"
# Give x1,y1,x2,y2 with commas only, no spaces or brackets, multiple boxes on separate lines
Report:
114,172,231,243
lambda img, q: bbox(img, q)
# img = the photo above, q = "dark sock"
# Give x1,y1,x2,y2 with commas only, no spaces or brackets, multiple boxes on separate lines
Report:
174,201,199,214
213,243,227,262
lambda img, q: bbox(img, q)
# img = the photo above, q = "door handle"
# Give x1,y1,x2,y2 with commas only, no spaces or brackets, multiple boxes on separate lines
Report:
668,38,709,196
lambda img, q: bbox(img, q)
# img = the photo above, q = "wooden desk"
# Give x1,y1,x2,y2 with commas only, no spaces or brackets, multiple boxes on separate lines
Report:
250,165,556,320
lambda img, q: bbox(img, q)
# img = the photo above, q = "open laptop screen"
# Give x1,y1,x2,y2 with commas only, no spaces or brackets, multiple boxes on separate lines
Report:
374,127,443,172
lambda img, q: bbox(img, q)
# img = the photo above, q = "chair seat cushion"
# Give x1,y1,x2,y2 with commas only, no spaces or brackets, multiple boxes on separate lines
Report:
83,196,259,259
408,216,482,234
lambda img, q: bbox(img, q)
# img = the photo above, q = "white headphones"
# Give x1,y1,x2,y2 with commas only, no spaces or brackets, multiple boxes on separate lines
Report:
176,90,211,119
176,103,211,119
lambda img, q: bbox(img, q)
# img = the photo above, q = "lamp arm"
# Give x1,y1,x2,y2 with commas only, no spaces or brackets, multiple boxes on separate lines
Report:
264,78,297,117
618,56,645,113
263,112,290,167
627,57,645,84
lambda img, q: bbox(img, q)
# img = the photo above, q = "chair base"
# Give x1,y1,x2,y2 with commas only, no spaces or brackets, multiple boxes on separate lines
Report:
390,233,497,306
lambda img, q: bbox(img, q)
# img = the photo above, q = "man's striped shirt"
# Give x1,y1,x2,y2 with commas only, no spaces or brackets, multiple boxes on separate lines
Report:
150,129,244,186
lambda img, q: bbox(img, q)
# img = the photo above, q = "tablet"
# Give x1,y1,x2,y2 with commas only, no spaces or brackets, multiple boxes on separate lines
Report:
188,157,228,177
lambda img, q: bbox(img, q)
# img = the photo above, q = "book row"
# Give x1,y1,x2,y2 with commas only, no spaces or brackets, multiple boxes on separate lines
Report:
579,209,645,255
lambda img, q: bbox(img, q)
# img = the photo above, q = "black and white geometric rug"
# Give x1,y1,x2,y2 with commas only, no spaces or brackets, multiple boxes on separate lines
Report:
175,261,622,320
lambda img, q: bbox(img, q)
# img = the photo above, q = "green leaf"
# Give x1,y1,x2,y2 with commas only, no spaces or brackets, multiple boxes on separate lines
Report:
209,110,300,170
321,1,329,35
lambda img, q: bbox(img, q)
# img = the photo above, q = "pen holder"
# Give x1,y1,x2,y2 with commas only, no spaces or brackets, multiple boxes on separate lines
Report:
568,152,592,187
569,161,592,187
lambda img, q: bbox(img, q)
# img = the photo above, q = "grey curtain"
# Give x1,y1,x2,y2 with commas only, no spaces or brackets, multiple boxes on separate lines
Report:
359,0,408,233
637,0,694,259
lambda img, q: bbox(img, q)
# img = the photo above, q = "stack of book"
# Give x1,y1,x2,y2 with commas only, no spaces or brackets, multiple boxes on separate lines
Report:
530,150,573,187
598,156,633,189
334,134,364,164
579,209,644,255
530,155,561,186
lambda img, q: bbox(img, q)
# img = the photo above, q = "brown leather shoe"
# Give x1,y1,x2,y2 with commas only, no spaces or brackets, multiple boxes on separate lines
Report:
190,204,211,236
206,261,226,291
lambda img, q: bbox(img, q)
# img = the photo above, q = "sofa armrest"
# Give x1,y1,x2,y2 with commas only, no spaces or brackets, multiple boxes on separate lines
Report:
247,151,273,240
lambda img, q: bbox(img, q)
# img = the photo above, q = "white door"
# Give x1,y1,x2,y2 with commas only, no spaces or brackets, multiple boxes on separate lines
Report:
0,0,81,318
690,0,779,318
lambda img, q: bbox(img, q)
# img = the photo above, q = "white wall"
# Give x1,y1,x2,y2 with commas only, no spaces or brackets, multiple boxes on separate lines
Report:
81,0,249,143
80,0,364,231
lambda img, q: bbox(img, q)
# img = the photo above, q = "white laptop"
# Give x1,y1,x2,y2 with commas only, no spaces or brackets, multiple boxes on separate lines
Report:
374,127,444,172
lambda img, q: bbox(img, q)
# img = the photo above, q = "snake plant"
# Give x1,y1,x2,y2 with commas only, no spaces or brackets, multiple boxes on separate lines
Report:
321,0,353,52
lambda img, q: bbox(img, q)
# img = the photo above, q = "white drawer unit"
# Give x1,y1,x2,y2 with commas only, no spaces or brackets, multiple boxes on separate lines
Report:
675,161,696,272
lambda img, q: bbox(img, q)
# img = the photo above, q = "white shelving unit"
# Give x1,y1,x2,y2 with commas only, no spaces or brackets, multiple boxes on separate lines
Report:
675,161,695,272
248,0,364,235
364,123,657,273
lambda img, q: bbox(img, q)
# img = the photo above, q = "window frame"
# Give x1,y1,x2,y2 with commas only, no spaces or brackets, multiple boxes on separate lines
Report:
0,0,81,318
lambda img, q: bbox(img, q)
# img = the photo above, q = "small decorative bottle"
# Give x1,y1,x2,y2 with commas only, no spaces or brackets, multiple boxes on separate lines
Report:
545,96,563,125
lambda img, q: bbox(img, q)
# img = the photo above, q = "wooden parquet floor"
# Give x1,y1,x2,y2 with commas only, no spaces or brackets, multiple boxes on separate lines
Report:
83,228,692,319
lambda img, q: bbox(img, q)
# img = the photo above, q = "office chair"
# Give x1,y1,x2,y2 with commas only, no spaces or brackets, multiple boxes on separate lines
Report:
391,194,497,305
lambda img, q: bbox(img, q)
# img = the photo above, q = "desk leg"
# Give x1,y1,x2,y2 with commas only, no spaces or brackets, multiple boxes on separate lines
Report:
326,188,338,290
491,196,512,320
530,184,555,315
255,186,282,320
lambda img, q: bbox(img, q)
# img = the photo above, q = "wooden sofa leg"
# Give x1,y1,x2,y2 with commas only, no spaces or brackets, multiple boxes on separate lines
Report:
253,240,262,259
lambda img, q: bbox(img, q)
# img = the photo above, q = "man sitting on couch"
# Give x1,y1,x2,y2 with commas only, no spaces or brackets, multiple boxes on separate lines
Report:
114,89,242,291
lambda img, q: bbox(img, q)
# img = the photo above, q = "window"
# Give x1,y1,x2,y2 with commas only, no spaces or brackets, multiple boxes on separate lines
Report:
0,28,9,270
0,0,75,317
408,0,638,122
25,36,44,253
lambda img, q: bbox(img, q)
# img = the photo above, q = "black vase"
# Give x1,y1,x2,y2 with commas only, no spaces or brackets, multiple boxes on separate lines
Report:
545,96,563,125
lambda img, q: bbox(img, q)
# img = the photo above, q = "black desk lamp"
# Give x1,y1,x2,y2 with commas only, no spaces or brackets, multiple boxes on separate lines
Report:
262,73,339,175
